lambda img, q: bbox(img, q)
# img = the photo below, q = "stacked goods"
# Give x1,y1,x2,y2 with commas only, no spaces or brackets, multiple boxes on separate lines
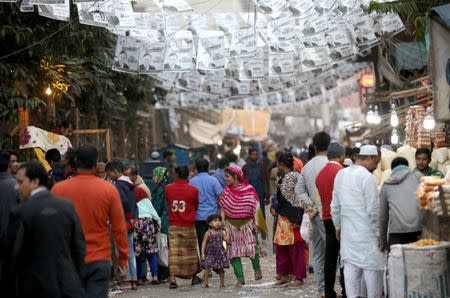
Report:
397,144,417,168
405,106,426,148
387,242,450,298
416,176,449,215
430,123,448,148
431,147,450,175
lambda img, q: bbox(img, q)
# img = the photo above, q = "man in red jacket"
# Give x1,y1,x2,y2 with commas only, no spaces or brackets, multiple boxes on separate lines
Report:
165,165,201,289
315,142,346,298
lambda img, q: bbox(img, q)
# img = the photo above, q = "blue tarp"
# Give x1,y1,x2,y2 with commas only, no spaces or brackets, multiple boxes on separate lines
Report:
431,4,450,27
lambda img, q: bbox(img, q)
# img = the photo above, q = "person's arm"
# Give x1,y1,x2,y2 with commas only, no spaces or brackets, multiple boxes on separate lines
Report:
201,231,209,260
214,179,223,201
379,186,389,251
330,174,342,239
295,173,313,208
69,203,86,278
145,199,161,226
194,189,199,211
223,228,230,243
109,187,129,269
363,175,381,237
261,163,270,198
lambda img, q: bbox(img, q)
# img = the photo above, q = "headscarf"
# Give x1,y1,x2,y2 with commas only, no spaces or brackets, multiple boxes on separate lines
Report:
220,166,259,219
153,167,167,184
135,175,151,198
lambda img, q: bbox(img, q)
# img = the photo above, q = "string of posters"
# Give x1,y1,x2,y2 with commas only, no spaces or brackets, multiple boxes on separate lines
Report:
6,0,406,110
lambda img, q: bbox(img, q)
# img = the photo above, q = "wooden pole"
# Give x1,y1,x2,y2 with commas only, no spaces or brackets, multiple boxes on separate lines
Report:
106,129,111,161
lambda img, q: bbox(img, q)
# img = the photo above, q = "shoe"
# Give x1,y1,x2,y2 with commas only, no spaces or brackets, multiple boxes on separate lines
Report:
169,282,178,289
234,281,245,287
273,276,291,287
191,275,202,286
152,279,160,285
308,266,314,274
255,270,263,281
288,279,304,288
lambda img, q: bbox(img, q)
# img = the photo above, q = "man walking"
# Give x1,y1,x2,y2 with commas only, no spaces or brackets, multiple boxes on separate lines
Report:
316,142,346,298
52,145,129,298
165,166,201,288
295,131,330,297
242,148,270,218
190,158,223,250
7,161,85,297
331,145,385,298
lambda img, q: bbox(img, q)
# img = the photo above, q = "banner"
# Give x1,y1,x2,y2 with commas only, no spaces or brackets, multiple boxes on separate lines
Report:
163,30,194,72
112,36,139,73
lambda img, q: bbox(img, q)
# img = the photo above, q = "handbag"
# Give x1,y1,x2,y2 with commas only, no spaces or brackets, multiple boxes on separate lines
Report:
156,232,169,267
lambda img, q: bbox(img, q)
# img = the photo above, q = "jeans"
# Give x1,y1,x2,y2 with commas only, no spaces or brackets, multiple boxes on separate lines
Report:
127,232,137,281
310,215,326,294
324,219,346,298
84,261,111,298
195,220,209,252
137,253,159,279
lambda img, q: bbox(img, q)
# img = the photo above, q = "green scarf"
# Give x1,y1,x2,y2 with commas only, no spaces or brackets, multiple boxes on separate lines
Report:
153,166,168,184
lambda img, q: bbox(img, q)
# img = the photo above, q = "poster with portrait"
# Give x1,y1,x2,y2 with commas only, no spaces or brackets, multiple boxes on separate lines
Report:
163,30,194,72
152,13,180,31
268,41,295,53
288,0,315,16
200,76,224,95
250,94,268,108
156,92,180,109
155,72,178,89
267,92,282,106
302,32,327,48
152,0,192,15
213,13,240,33
325,26,352,49
268,53,294,76
298,47,331,71
268,17,296,43
227,80,252,96
138,37,164,74
185,13,209,32
349,15,378,46
180,92,200,107
38,0,69,21
329,45,357,62
373,12,405,37
196,31,226,70
240,12,268,29
229,28,257,57
30,0,63,5
77,0,134,28
295,85,310,102
281,89,295,104
236,50,265,81
20,0,34,12
176,72,201,91
77,1,109,27
254,0,288,14
112,36,139,73
298,15,329,37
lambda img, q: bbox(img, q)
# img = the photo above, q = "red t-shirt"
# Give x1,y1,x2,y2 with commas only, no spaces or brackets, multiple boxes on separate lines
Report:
165,179,199,227
315,162,343,221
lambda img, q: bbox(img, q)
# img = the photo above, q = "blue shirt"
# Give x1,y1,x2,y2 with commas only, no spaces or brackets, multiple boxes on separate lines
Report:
211,169,226,188
189,173,223,221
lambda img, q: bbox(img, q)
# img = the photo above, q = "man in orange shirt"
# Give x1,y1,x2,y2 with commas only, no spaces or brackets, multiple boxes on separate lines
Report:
52,145,128,298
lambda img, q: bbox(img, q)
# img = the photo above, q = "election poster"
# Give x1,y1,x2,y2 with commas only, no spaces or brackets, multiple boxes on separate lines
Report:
196,31,226,70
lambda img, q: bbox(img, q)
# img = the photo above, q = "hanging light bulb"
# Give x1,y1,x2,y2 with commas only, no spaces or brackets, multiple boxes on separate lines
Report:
217,153,222,159
373,105,381,124
390,103,398,127
423,107,436,130
366,105,374,124
217,139,223,146
391,129,399,145
45,86,52,96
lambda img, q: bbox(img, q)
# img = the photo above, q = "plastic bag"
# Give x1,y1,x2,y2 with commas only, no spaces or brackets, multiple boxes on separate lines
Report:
300,213,311,243
156,233,169,267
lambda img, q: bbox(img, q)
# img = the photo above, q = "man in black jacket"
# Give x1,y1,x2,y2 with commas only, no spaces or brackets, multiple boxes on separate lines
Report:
6,160,85,298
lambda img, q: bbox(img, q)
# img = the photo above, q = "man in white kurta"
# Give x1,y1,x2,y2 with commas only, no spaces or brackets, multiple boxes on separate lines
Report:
331,145,385,298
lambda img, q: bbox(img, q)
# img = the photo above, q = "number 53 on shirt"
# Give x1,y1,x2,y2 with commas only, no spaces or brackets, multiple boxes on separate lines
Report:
171,200,186,212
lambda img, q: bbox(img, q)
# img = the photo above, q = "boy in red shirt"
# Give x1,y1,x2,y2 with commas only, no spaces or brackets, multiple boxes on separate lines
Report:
315,142,346,298
165,165,201,289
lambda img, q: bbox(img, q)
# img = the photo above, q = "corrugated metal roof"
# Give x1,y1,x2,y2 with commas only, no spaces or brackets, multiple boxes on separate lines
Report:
431,4,450,27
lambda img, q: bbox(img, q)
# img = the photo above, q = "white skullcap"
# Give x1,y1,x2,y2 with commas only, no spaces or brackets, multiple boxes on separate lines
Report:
151,151,160,159
359,145,378,156
343,158,353,166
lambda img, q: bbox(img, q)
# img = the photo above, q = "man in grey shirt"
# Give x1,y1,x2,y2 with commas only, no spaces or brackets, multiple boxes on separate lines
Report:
295,131,330,298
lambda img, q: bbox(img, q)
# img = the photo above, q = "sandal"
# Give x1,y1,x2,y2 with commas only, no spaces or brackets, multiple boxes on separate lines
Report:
288,279,304,288
191,275,202,286
235,281,245,287
273,276,290,287
202,283,209,288
130,282,139,291
169,281,178,289
255,270,263,281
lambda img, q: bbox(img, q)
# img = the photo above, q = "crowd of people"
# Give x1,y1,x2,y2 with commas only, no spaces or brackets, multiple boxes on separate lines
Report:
0,131,442,298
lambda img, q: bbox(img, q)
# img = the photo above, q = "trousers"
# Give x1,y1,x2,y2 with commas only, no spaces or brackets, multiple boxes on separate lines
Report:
137,253,159,279
127,232,137,281
230,244,261,283
84,261,111,298
324,219,346,298
343,261,383,298
275,241,306,281
310,215,326,293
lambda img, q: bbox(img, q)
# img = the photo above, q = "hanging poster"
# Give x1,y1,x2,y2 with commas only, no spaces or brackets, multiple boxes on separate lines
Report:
298,47,331,71
20,0,34,12
268,53,294,76
163,30,194,72
269,41,296,53
227,80,253,96
288,0,315,16
154,72,178,89
267,92,282,106
349,15,378,46
298,15,329,37
38,0,70,21
325,27,352,48
196,31,226,70
329,45,357,62
112,36,139,73
302,32,328,48
236,49,265,80
295,85,310,102
152,0,193,15
213,13,240,33
229,28,257,57
268,17,296,43
185,13,209,32
251,94,268,108
373,12,405,37
176,72,201,91
254,0,288,14
128,12,153,39
200,76,224,95
30,0,63,5
152,13,180,31
77,0,134,28
138,37,164,74
240,12,268,29
281,89,295,104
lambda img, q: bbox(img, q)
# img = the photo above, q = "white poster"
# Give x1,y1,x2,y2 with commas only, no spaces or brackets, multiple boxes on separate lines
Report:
269,41,296,53
254,0,288,14
329,45,357,62
268,53,294,76
295,86,310,102
138,38,165,74
213,13,240,33
38,0,69,21
373,12,405,37
237,50,265,80
299,47,331,71
20,0,34,12
325,28,352,48
267,92,282,106
200,77,224,95
298,15,329,37
77,0,134,28
176,72,201,91
196,31,226,70
30,0,63,5
163,30,194,72
185,13,209,32
268,17,296,42
112,36,139,73
281,89,296,104
230,28,257,57
302,32,328,48
251,94,268,108
152,13,180,31
240,12,268,29
288,0,315,16
349,15,378,45
152,0,193,15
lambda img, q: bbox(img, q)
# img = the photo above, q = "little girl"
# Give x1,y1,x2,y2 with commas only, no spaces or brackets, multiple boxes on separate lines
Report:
201,214,230,288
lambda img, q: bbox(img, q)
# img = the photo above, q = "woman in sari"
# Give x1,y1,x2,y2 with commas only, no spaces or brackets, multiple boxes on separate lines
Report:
151,167,170,282
273,152,306,288
220,166,268,287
